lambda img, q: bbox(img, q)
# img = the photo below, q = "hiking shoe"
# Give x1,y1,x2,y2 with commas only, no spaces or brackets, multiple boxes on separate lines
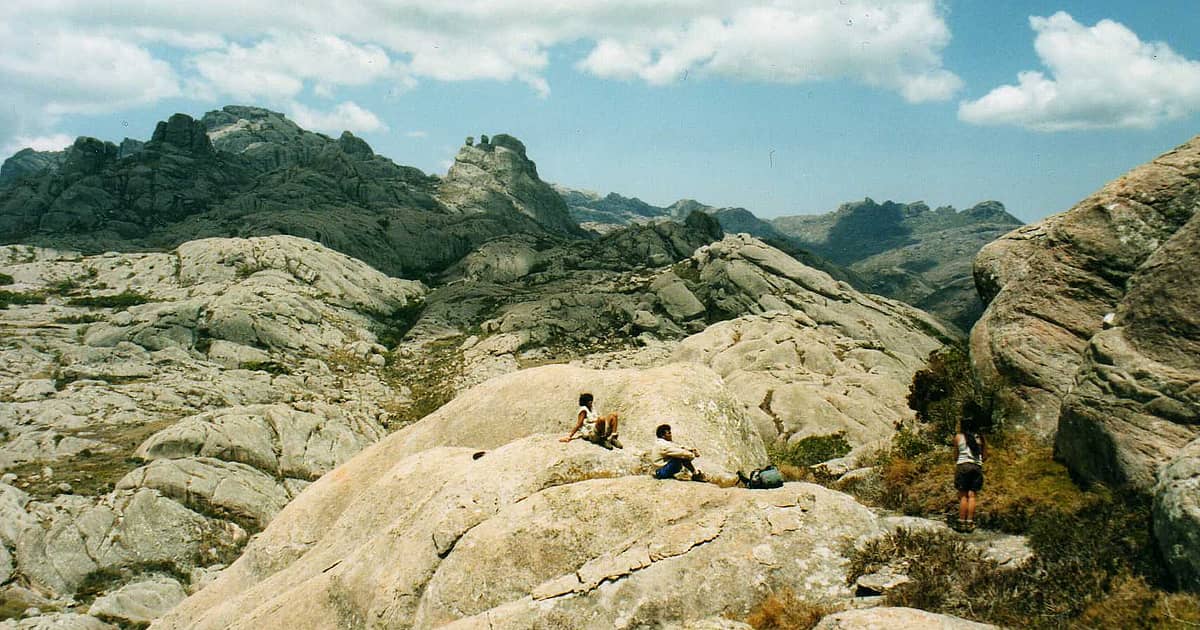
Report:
606,434,623,449
736,471,750,486
965,519,976,533
690,471,707,482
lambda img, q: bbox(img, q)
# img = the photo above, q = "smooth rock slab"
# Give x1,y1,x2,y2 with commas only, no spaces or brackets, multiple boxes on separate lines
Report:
0,613,117,630
89,577,187,626
814,607,998,629
117,458,290,528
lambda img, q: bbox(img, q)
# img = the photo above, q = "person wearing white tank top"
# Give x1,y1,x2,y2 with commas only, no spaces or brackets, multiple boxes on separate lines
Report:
954,401,987,533
561,392,622,449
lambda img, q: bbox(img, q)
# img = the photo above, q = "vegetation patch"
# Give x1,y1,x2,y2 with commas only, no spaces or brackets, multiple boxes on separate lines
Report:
769,432,852,470
0,272,12,285
6,419,176,499
382,337,464,430
831,342,1200,628
743,589,841,630
67,289,152,309
0,289,46,308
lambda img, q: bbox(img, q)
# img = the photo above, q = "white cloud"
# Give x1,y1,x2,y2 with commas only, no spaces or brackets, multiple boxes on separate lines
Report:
288,101,387,134
0,0,962,148
405,130,428,138
578,1,961,102
1,133,74,159
960,12,1200,131
191,33,394,102
0,24,180,116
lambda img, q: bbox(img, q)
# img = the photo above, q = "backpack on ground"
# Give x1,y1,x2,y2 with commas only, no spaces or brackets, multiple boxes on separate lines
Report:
740,465,784,489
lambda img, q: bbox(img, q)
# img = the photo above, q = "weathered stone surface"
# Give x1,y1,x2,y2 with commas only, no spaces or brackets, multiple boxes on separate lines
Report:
155,438,878,629
88,577,187,626
10,488,237,597
972,135,1200,436
0,236,420,611
1056,209,1200,488
814,607,998,629
1154,439,1200,592
0,613,117,630
117,458,290,528
438,135,582,238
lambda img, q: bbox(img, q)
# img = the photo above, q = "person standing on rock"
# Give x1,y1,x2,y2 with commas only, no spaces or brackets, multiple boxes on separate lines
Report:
954,401,987,532
561,392,622,449
652,424,705,481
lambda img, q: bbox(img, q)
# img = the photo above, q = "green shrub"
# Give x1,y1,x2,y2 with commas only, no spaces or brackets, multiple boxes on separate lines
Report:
906,345,990,442
67,290,151,309
0,272,13,285
770,432,852,468
0,289,46,308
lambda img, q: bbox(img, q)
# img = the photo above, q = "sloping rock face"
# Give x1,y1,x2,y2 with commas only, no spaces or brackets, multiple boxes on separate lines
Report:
973,136,1200,437
0,236,423,620
774,199,1022,331
0,148,66,186
670,235,955,447
154,363,887,629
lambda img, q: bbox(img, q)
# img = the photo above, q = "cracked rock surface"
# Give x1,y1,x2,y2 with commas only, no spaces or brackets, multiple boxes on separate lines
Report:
0,235,423,622
152,362,894,629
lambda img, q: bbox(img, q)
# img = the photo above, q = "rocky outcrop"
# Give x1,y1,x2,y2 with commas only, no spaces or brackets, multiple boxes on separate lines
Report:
669,236,955,447
774,199,1022,330
153,361,890,629
0,149,66,187
969,137,1200,590
439,135,583,237
0,236,424,620
973,136,1199,437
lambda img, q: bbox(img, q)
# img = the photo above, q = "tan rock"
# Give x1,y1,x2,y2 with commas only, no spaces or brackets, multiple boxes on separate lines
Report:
814,607,998,629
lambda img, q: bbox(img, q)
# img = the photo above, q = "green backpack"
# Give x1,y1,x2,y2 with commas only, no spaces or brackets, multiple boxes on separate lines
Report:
747,465,784,489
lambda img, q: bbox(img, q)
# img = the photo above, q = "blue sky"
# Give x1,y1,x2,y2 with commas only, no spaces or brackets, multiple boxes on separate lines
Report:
2,1,1198,223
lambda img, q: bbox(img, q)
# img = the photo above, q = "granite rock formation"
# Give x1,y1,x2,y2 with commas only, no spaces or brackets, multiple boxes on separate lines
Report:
773,199,1023,330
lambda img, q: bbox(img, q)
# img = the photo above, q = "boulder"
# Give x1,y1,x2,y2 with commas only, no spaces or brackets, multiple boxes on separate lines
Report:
154,436,879,629
1056,209,1200,489
813,607,998,629
1154,439,1200,591
0,613,117,630
116,458,291,528
88,577,187,626
971,135,1200,436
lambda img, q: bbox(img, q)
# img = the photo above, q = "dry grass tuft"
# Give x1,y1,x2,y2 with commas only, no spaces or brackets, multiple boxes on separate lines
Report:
744,589,841,630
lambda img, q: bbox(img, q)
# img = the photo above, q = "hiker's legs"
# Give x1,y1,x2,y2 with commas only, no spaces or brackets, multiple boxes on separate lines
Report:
655,459,684,479
966,491,977,521
681,460,696,474
958,490,969,522
601,413,618,436
595,418,609,439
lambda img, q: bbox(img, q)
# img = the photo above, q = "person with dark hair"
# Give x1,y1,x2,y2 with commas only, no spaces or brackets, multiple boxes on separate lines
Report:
954,401,987,532
652,424,704,481
561,392,622,449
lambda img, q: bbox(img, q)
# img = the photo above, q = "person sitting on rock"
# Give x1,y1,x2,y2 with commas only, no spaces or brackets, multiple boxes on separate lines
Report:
561,392,622,449
652,424,705,481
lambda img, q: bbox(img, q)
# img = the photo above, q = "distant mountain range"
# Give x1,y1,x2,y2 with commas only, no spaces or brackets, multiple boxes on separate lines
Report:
1,106,1020,329
558,189,1023,330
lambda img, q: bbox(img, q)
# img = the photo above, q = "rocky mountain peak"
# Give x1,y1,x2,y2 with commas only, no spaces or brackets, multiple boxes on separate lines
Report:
439,133,582,237
337,130,374,158
148,113,215,157
61,136,119,174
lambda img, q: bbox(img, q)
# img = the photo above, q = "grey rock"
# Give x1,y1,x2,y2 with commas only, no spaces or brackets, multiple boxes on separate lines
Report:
0,148,66,186
0,612,117,630
88,577,187,626
814,607,998,629
117,458,290,528
1154,439,1200,591
12,380,55,402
